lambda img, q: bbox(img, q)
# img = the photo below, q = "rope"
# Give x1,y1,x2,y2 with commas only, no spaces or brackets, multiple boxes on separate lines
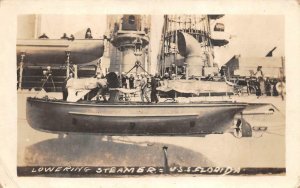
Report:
265,131,285,137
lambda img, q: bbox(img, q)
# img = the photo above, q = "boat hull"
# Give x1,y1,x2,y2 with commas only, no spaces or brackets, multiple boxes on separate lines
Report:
26,98,247,136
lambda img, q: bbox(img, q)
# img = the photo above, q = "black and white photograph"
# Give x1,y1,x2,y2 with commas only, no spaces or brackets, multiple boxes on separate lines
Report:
0,0,300,187
16,14,286,176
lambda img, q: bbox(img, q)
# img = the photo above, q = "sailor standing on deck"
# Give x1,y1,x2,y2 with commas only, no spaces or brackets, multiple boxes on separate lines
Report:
62,73,73,100
135,74,141,89
140,73,150,103
150,75,159,103
121,72,128,88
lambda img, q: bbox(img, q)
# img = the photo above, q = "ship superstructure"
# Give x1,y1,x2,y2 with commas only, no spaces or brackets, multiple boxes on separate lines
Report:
106,15,151,75
158,15,229,78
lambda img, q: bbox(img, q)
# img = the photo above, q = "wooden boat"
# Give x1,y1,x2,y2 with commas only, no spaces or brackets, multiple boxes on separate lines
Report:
26,97,247,136
17,39,104,65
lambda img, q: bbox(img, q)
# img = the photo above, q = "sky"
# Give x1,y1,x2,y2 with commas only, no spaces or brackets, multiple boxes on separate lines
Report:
38,15,284,68
39,15,107,39
214,15,284,65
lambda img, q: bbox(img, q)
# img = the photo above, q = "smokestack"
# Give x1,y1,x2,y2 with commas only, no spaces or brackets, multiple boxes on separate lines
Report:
177,32,204,77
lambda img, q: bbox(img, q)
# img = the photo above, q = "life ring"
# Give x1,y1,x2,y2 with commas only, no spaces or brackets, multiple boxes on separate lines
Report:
276,82,286,94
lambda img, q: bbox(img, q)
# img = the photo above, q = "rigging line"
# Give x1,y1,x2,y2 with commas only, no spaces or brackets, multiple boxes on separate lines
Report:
267,126,285,129
265,131,285,137
267,129,285,132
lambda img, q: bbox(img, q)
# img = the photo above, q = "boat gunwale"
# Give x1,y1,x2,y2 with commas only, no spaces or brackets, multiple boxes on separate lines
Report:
27,97,248,108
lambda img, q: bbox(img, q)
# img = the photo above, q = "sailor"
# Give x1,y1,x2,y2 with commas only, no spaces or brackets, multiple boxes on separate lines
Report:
154,73,161,87
219,66,226,77
85,28,93,39
265,77,272,96
121,72,128,88
162,72,170,80
170,74,176,80
96,74,108,102
259,77,265,96
140,73,150,103
62,73,73,100
254,66,264,78
38,33,49,39
272,79,279,96
254,78,262,98
68,34,75,41
128,74,135,89
61,33,69,40
170,63,176,75
150,75,159,103
245,78,251,95
135,74,141,89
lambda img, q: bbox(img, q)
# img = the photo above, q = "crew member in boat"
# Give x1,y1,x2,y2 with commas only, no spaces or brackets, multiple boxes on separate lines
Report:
128,74,135,89
83,74,108,101
170,73,177,80
62,73,74,101
95,74,108,102
121,72,128,88
162,72,170,80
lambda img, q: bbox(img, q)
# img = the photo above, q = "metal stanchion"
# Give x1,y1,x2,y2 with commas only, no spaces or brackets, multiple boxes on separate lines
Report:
73,65,78,79
162,146,170,174
41,66,56,92
18,52,26,90
65,51,71,77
